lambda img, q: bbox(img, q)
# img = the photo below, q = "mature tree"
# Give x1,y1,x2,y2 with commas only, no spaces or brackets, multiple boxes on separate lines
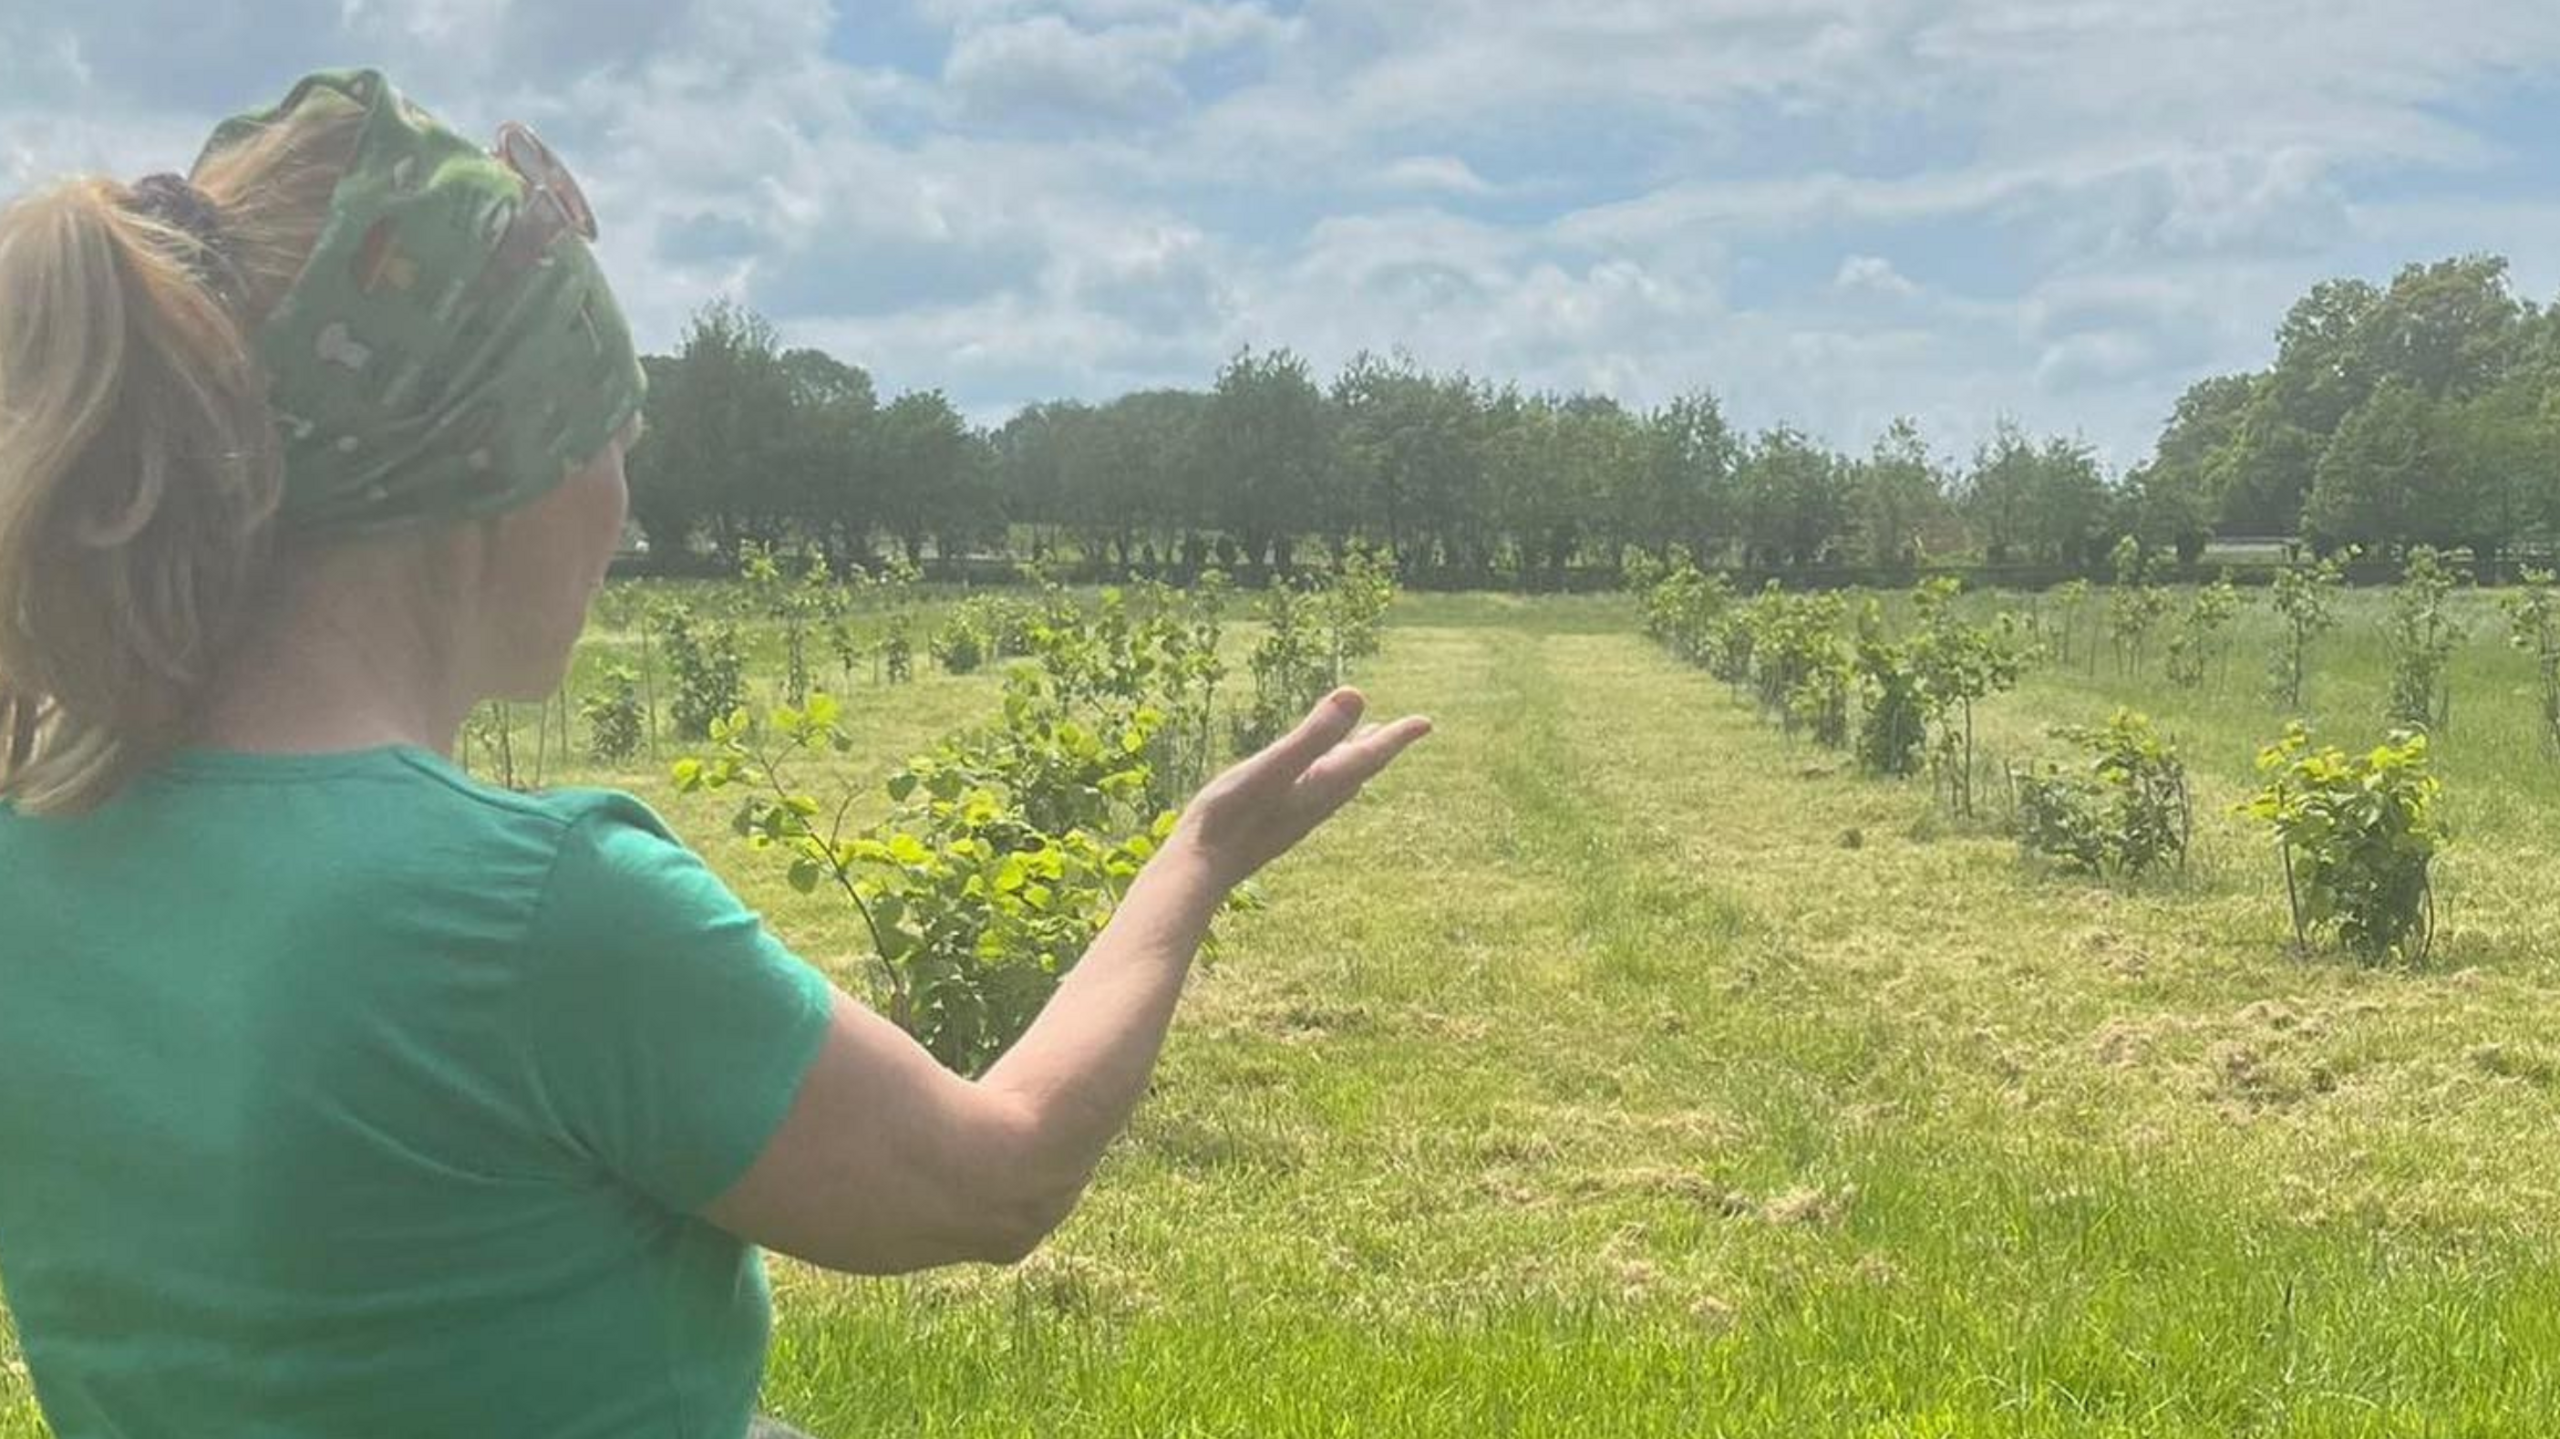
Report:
2212,387,2324,535
630,251,2560,579
2204,280,2384,537
1559,394,1650,568
1852,416,1943,569
2270,277,2384,435
1738,425,1851,568
2305,378,2444,550
1328,351,1414,566
1483,393,1586,584
1198,347,1329,568
775,347,878,568
1961,419,2038,564
629,299,792,564
1639,388,1740,564
2358,255,2524,401
1412,371,1497,570
2025,435,2111,569
990,400,1088,554
1063,390,1205,566
623,353,693,559
2439,376,2558,565
874,389,984,564
2130,373,2254,558
1960,420,2107,568
2196,262,2524,543
2121,460,2207,566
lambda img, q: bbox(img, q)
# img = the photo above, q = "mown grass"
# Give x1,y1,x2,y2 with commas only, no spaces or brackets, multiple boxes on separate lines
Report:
10,586,2560,1435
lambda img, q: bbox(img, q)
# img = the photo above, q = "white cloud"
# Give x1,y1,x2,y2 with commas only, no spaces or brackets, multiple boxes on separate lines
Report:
1835,255,1920,299
7,0,2560,468
1371,155,1499,198
941,3,1296,130
944,15,1192,125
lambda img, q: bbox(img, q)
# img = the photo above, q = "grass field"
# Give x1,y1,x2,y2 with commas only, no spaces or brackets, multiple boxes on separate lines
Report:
12,588,2560,1435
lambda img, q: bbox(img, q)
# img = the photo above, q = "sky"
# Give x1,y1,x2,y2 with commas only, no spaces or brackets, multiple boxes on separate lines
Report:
9,0,2560,470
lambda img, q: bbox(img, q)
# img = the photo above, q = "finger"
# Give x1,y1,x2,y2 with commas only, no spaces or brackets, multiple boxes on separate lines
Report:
1298,714,1432,798
1247,688,1368,779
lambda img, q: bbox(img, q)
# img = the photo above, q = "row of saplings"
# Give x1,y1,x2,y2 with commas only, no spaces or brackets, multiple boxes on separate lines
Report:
655,552,1399,1076
539,543,1399,774
1625,545,2560,966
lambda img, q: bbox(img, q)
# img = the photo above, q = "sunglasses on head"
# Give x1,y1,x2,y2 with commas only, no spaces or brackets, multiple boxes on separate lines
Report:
493,121,598,243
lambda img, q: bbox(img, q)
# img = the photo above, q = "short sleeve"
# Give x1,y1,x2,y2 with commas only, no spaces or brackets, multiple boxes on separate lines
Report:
518,795,837,1212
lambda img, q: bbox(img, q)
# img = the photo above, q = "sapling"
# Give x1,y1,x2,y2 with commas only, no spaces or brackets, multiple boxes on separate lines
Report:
2012,709,2191,879
580,663,646,764
2502,568,2560,755
2267,549,2353,710
2242,723,2444,963
2106,537,2172,679
2382,546,2469,733
2165,573,2246,692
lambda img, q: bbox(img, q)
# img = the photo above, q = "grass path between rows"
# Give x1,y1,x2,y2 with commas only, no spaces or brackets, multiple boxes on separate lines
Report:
743,617,2560,1437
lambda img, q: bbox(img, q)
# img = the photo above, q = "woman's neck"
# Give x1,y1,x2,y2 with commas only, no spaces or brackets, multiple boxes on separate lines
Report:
193,550,477,757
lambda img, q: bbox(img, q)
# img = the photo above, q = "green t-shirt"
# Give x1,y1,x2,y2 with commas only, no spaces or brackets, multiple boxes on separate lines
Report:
0,745,836,1438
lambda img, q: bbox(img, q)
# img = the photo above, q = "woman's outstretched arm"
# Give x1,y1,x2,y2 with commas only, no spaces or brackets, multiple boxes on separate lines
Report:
701,690,1430,1274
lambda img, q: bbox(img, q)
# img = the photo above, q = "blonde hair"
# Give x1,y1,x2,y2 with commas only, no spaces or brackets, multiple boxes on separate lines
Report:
0,90,364,814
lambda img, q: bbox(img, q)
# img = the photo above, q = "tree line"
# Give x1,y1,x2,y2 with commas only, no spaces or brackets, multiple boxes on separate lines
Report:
2128,255,2560,562
625,253,2560,582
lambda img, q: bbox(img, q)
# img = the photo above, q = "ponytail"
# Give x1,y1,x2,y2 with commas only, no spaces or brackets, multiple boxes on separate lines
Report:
0,90,362,813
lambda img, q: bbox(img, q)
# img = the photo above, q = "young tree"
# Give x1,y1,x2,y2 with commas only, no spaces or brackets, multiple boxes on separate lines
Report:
2503,569,2560,754
2382,547,2470,732
2165,573,2246,691
2268,549,2353,710
2105,537,2173,678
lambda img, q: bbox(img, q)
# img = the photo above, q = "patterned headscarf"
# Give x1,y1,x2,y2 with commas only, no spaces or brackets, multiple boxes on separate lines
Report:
194,69,646,536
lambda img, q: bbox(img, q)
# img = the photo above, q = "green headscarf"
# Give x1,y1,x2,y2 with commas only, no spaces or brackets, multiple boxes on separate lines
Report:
197,69,647,536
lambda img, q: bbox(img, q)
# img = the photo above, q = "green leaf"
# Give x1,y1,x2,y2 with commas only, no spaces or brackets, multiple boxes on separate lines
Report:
876,923,918,962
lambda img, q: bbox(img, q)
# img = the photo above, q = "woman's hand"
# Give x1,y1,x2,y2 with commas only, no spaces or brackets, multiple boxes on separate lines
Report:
1170,688,1432,891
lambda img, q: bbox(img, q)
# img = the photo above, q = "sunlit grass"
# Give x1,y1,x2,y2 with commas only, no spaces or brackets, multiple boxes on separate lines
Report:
11,585,2560,1436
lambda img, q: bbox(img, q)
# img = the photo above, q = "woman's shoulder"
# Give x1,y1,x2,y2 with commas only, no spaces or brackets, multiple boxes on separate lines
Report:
524,783,684,849
305,762,714,937
372,749,674,843
209,749,699,891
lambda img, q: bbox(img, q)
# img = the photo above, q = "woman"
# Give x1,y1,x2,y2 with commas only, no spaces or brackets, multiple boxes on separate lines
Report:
0,70,1427,1439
